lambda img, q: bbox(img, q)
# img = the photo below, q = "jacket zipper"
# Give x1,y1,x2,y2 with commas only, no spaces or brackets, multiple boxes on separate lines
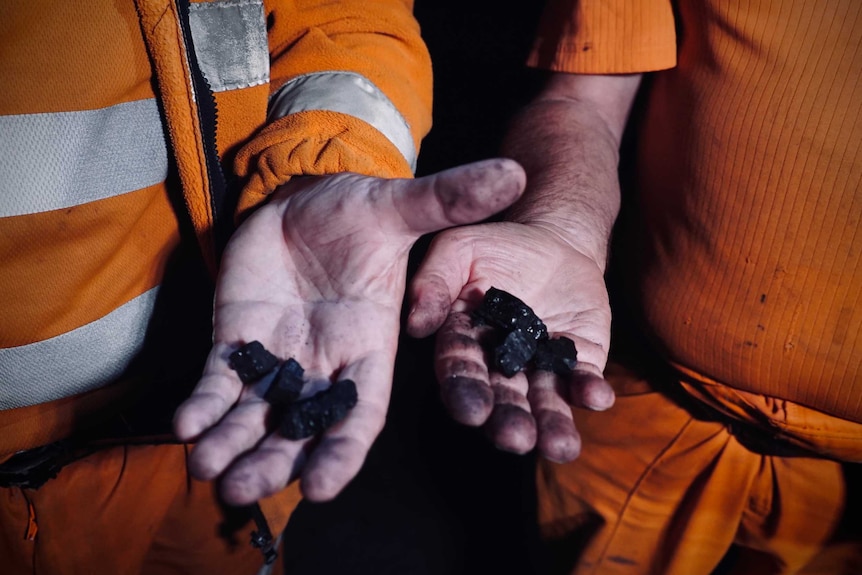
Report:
172,5,276,562
174,0,233,262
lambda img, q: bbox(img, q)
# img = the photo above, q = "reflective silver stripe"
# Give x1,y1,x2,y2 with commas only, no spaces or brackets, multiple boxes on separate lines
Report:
268,72,417,172
0,99,168,218
188,0,269,92
0,289,158,409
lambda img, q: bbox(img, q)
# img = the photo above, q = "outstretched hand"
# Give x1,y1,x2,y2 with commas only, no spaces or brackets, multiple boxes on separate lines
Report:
407,220,615,462
173,159,526,505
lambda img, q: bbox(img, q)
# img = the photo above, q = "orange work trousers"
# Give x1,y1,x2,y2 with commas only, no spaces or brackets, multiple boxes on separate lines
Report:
538,364,862,575
0,443,301,575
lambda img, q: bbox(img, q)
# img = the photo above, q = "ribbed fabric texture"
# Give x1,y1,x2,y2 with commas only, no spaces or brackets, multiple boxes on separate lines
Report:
528,0,677,73
530,0,862,422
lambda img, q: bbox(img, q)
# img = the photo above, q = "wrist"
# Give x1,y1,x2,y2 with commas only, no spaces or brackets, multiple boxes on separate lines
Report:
508,216,612,274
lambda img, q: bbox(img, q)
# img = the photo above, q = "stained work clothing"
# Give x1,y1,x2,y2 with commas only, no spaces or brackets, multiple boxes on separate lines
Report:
532,0,862,424
528,0,862,573
0,444,304,575
0,0,431,572
536,364,860,575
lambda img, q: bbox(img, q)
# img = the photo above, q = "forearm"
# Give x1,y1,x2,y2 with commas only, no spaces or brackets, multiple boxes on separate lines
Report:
501,73,642,271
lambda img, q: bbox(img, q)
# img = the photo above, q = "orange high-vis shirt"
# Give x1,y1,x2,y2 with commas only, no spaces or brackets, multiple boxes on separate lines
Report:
530,0,862,423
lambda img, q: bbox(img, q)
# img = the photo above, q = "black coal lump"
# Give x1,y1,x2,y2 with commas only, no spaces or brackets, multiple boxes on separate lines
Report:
494,329,538,377
279,379,359,440
534,336,578,375
229,341,279,384
472,286,548,341
264,358,305,405
472,287,580,377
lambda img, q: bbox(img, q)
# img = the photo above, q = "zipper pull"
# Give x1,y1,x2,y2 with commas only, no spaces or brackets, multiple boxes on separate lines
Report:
249,503,278,565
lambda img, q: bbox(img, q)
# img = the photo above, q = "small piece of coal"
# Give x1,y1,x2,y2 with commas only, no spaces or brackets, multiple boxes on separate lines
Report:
264,358,305,405
494,329,538,377
279,379,359,440
472,287,579,378
226,346,360,441
472,287,548,341
228,341,279,384
534,336,578,375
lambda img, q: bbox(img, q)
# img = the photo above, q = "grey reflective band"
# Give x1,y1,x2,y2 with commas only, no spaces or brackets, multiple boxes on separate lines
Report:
0,99,168,218
188,0,269,92
268,72,417,172
0,289,158,409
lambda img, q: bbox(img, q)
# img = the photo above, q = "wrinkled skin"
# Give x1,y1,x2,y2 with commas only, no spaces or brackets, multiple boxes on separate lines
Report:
407,221,615,461
173,159,526,505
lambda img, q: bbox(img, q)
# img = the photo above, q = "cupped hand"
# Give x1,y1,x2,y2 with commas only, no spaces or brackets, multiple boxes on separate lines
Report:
173,159,526,505
407,221,615,462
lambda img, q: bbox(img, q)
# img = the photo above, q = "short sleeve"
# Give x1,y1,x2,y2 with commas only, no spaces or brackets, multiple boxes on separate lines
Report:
528,0,678,74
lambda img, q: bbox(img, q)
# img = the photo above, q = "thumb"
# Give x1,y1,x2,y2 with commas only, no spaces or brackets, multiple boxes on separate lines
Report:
393,158,525,235
406,267,459,338
406,228,477,339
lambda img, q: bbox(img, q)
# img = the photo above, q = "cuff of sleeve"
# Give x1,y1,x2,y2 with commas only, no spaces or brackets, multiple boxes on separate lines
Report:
233,109,414,218
527,0,678,74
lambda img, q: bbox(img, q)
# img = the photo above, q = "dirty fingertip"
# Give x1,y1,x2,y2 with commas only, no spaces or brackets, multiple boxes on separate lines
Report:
568,369,615,411
536,410,581,462
440,376,494,426
485,404,537,454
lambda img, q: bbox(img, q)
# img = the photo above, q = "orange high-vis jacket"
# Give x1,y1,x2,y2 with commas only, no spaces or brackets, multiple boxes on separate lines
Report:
0,0,431,539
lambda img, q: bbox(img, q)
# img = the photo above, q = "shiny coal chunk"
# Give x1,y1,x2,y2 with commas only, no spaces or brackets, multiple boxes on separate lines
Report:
265,358,305,405
534,336,578,375
229,341,279,384
473,287,548,341
494,329,538,377
279,379,358,440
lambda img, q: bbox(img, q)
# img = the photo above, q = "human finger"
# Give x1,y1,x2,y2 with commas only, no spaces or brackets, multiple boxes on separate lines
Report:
406,230,474,339
217,433,310,506
173,343,245,441
392,158,525,235
483,370,537,454
297,356,391,501
297,400,386,501
565,361,615,411
526,370,582,462
185,395,272,481
434,312,494,426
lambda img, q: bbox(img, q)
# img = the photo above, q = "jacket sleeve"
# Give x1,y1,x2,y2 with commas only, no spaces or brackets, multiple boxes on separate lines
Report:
234,0,432,216
528,0,677,74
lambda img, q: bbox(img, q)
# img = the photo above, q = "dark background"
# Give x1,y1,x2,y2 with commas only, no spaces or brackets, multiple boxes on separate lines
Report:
282,2,549,574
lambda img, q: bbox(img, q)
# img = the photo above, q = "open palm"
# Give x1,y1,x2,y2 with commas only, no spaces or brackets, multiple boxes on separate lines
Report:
174,159,526,504
408,221,615,461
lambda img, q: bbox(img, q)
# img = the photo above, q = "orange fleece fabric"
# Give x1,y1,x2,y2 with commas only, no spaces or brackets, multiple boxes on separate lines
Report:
234,0,431,216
